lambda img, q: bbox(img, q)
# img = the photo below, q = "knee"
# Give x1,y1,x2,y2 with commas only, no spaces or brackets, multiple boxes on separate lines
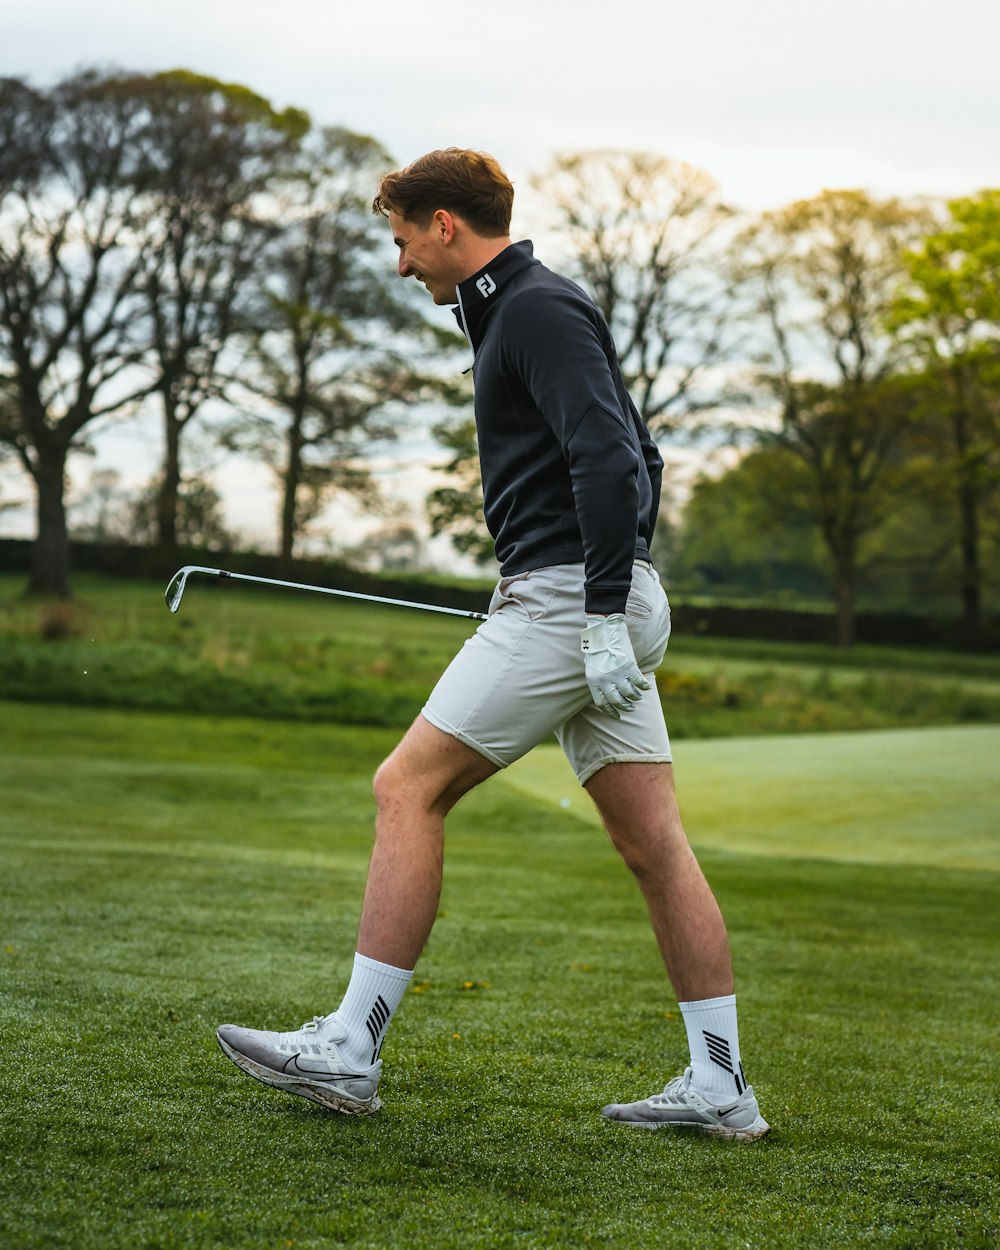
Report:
608,826,656,878
372,751,453,820
372,753,406,815
607,821,689,881
372,722,495,821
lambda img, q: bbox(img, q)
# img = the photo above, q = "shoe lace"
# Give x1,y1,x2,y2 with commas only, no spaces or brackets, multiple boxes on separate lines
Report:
299,1015,327,1034
647,1068,694,1107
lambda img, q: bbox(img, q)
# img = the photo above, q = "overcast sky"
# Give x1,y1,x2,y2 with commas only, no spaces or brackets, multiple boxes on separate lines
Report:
3,1,999,554
6,0,999,211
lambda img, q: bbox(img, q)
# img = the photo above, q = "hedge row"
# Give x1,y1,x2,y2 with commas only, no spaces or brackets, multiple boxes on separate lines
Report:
2,537,997,649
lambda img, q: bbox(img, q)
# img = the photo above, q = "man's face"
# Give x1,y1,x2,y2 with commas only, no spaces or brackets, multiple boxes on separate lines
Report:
388,210,460,305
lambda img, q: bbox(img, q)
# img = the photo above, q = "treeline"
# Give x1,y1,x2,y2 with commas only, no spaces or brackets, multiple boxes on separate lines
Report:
668,190,1000,648
1,70,998,647
0,535,980,649
421,162,1000,648
0,68,460,600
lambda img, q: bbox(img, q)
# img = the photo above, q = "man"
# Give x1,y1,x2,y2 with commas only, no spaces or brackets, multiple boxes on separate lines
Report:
217,149,770,1140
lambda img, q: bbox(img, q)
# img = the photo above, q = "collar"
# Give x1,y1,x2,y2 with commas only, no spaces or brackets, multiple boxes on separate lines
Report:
453,240,539,349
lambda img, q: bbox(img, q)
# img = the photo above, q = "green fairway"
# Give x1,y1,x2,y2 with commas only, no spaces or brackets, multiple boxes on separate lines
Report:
3,571,1000,738
503,725,1000,871
1,701,997,1249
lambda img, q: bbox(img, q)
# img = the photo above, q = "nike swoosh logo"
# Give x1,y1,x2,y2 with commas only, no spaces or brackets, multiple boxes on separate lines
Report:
284,1054,358,1081
717,1103,742,1117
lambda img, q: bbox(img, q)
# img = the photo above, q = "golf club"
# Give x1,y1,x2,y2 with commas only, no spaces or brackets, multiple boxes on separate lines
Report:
164,565,488,621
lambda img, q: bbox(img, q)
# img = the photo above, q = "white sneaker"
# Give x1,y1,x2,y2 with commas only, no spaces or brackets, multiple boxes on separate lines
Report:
601,1066,770,1140
216,1013,381,1115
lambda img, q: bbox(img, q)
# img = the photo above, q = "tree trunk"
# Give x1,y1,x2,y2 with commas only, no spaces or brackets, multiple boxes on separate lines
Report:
279,409,305,571
27,446,72,599
156,398,182,569
956,474,982,646
823,518,858,648
951,394,982,648
833,568,857,648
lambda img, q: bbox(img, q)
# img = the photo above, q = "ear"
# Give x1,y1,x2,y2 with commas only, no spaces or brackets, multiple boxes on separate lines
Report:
433,209,457,244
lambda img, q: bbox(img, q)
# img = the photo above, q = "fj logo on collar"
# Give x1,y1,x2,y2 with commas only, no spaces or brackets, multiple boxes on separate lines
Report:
476,273,497,299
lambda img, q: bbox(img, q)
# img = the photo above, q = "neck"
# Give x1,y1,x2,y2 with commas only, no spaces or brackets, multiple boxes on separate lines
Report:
459,235,513,283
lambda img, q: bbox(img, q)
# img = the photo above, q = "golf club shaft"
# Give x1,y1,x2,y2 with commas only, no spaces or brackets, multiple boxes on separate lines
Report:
165,565,488,621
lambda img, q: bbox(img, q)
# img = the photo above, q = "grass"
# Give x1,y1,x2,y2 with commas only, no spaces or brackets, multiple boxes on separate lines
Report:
506,726,1000,870
1,702,997,1249
2,571,1000,737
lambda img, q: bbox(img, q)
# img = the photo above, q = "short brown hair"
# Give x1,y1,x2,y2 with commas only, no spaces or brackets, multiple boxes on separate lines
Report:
372,148,513,237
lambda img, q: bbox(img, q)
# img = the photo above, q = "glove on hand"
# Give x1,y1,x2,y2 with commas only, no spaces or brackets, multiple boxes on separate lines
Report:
581,613,650,718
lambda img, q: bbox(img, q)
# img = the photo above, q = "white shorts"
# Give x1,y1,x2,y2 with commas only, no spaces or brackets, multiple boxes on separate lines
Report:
422,561,672,785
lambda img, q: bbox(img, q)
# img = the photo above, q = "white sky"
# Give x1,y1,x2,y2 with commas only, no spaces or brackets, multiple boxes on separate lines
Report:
3,0,999,557
7,0,999,210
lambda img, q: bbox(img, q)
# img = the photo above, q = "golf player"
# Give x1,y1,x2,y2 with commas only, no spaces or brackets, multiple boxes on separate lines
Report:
217,149,770,1140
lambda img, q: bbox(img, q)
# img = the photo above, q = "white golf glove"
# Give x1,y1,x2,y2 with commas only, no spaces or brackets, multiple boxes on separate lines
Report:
581,613,650,718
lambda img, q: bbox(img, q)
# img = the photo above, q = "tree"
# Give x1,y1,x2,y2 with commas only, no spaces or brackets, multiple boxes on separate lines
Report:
129,474,236,550
426,150,740,562
339,521,429,573
68,466,236,549
425,416,494,565
131,70,309,566
68,468,134,543
738,190,930,644
531,150,739,429
671,447,828,599
890,190,1000,644
0,71,157,596
673,428,1000,615
228,127,461,565
0,388,26,521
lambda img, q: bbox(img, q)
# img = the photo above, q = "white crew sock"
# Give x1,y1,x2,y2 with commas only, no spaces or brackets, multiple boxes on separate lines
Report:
332,952,412,1069
679,993,748,1100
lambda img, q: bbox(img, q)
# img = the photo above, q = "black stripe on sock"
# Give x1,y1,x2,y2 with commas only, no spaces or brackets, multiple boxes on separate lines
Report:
704,1030,735,1074
364,995,392,1065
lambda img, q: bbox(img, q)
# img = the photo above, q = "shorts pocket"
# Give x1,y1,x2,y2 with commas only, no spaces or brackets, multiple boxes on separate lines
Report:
490,571,558,623
625,566,655,620
628,573,670,671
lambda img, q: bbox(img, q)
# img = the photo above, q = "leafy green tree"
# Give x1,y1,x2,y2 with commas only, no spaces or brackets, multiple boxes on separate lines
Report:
890,190,1000,644
738,190,930,643
670,447,827,599
672,408,994,617
0,71,157,596
856,430,972,611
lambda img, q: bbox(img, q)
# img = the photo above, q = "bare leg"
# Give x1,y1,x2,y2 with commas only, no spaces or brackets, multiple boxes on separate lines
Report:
585,761,733,1002
359,715,498,970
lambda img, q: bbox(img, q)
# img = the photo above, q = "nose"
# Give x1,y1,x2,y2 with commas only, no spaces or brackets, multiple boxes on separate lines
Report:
398,250,411,278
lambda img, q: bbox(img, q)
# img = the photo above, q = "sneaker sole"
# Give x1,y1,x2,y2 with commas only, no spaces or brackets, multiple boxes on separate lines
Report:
217,1034,382,1115
604,1113,771,1141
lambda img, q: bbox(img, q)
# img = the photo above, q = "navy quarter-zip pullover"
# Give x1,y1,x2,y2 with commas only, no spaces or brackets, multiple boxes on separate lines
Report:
453,240,663,616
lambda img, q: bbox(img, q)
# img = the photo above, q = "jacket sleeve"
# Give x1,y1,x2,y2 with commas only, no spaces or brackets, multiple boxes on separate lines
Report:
503,286,642,614
629,394,663,548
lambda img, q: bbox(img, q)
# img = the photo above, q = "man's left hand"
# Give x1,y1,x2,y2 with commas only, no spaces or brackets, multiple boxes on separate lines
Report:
581,613,650,718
